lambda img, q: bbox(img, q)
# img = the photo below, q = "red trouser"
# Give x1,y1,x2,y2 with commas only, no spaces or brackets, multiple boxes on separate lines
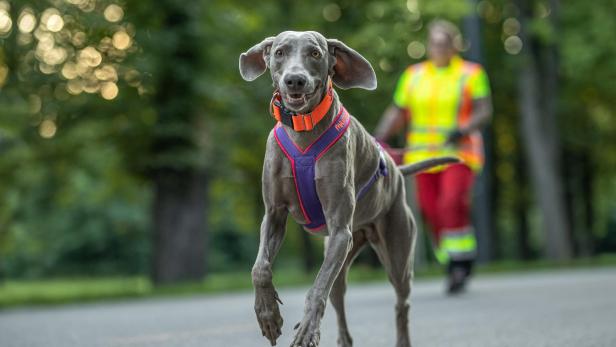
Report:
415,163,474,244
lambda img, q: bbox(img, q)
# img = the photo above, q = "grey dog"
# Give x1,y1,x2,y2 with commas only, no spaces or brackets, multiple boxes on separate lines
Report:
239,31,456,347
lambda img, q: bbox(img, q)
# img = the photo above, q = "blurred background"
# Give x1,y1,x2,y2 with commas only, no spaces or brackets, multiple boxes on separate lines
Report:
0,0,615,306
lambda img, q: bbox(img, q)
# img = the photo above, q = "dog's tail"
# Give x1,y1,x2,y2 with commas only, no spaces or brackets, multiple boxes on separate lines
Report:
398,157,460,176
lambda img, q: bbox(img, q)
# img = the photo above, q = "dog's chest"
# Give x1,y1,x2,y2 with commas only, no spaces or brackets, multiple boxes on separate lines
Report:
275,156,341,226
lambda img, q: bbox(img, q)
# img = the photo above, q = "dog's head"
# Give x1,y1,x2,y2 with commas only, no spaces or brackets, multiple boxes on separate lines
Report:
239,31,377,114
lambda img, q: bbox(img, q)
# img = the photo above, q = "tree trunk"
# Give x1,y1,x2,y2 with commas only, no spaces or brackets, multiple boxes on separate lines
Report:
147,0,208,285
152,169,208,284
580,152,595,255
516,201,531,260
564,149,595,257
516,155,532,259
464,0,495,262
562,149,578,256
516,0,572,260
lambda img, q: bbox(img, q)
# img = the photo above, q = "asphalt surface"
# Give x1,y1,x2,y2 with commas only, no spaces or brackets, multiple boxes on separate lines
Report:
1,267,615,347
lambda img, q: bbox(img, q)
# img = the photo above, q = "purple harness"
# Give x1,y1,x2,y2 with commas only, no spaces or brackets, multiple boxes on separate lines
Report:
274,106,388,232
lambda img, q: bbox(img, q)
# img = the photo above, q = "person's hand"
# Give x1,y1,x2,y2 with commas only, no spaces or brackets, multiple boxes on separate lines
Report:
445,129,464,145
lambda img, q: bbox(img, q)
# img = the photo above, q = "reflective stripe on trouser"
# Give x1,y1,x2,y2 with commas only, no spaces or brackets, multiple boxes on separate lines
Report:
434,226,477,264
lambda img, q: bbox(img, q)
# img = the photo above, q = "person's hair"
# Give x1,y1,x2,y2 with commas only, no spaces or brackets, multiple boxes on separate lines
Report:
427,19,462,51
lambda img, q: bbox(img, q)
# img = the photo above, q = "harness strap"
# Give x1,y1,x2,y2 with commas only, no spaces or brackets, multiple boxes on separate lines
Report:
356,143,389,201
274,107,350,231
274,107,388,231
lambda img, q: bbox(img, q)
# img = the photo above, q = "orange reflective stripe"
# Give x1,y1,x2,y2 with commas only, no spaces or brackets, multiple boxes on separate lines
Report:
455,63,483,169
461,62,480,75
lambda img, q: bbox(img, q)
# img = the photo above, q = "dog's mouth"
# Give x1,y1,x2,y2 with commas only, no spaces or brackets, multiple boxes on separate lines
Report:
280,83,322,112
282,90,316,110
285,92,308,105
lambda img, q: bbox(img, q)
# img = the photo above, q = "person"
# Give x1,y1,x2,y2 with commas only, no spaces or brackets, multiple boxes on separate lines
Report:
375,19,492,294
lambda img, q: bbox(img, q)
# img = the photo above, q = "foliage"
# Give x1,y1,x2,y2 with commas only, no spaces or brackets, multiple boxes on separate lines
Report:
0,0,614,280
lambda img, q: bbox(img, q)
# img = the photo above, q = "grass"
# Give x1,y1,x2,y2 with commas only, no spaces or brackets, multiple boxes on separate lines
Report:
1,254,616,309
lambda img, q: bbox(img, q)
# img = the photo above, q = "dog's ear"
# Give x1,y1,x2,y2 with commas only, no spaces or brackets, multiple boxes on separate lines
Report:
239,37,275,81
327,39,377,90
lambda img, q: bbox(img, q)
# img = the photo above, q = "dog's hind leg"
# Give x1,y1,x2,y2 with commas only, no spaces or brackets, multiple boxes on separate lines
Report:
328,230,368,347
370,189,416,347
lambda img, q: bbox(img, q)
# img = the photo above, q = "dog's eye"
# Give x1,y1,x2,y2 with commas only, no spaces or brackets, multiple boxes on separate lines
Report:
311,50,321,59
275,49,283,57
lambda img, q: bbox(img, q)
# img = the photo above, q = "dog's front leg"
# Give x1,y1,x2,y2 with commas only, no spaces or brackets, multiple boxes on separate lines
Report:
253,207,288,346
291,192,354,347
291,224,352,347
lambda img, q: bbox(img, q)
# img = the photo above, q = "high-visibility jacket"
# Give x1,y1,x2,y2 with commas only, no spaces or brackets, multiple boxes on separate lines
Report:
393,55,491,173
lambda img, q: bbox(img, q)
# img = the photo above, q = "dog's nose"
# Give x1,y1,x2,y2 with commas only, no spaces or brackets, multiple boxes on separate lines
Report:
284,73,307,90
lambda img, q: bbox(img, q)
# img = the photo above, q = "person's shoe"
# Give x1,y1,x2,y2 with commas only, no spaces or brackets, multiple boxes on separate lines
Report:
446,267,467,295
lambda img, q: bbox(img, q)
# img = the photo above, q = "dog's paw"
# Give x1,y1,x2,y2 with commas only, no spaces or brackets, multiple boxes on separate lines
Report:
290,317,320,347
337,333,353,347
254,286,284,346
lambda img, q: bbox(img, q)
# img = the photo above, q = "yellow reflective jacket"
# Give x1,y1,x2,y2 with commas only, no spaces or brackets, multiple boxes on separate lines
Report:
393,55,490,172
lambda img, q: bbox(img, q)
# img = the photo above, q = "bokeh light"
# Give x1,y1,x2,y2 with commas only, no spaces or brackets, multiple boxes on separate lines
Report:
46,13,64,32
406,0,419,14
61,62,78,79
39,119,57,139
407,41,425,59
79,46,103,67
367,2,385,21
66,78,84,95
40,8,61,31
379,58,392,72
35,32,55,52
66,0,95,13
83,75,100,93
101,82,118,100
112,31,131,50
39,62,57,74
95,65,118,82
536,2,551,18
72,31,87,47
503,18,521,36
322,4,341,22
477,0,501,23
18,10,36,33
504,35,523,55
5,2,138,102
0,8,12,36
104,4,124,22
28,94,42,114
43,47,68,66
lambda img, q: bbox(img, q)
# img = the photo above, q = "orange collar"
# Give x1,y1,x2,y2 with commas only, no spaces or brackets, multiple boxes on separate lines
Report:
270,79,334,132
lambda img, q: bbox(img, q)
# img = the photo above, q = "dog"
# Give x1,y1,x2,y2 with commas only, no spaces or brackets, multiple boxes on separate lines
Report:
239,31,457,347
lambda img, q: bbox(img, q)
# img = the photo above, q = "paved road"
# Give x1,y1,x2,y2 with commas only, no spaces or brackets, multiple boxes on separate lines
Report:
1,268,615,347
